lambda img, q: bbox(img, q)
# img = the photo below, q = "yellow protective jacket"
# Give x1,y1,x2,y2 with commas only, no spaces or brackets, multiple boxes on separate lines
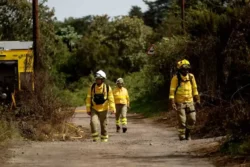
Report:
113,87,130,106
169,73,199,103
86,83,116,112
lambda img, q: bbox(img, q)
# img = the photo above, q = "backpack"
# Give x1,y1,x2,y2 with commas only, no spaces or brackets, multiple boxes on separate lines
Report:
91,83,109,105
175,72,193,95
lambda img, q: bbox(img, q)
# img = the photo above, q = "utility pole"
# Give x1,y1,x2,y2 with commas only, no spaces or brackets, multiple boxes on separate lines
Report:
181,0,185,34
32,0,40,71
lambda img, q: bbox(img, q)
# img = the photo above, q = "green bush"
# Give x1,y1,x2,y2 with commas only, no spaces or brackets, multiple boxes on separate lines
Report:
123,68,168,116
221,137,250,156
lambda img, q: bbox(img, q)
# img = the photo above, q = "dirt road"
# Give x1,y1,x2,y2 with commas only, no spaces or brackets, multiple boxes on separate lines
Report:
2,107,217,167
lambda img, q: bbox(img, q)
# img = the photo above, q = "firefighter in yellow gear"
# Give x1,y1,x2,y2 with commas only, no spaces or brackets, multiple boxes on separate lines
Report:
169,59,201,141
113,78,130,133
86,70,116,142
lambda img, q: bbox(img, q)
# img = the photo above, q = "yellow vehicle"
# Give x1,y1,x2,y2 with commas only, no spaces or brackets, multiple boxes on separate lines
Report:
0,41,34,110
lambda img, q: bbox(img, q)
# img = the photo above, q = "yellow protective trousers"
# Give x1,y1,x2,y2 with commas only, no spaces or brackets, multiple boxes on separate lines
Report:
115,104,127,127
90,109,108,141
176,102,196,138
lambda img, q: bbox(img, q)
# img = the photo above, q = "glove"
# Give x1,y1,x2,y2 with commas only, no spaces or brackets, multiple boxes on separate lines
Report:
194,95,200,103
170,99,177,111
87,112,91,116
194,95,202,110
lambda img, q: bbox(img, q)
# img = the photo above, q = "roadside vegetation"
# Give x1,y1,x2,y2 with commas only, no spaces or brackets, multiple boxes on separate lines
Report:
0,0,250,165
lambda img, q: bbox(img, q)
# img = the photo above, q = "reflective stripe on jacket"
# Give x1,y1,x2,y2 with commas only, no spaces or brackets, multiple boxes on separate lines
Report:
86,83,115,112
113,87,130,106
169,73,198,103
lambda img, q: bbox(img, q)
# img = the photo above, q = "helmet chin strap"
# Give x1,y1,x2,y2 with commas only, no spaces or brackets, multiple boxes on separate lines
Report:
96,79,104,86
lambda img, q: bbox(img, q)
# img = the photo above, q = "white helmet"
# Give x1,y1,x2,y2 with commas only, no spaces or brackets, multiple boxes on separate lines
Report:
1,93,7,99
116,78,124,84
95,70,106,79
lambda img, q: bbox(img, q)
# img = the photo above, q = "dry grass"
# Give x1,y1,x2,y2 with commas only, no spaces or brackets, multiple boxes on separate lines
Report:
7,71,87,141
214,156,250,167
152,105,225,139
0,120,20,142
0,108,21,144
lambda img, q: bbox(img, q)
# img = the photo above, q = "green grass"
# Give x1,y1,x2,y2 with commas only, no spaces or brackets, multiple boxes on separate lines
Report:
130,99,169,117
58,89,87,107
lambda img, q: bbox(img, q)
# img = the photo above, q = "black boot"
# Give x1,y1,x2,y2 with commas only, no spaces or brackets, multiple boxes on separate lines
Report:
179,135,186,141
122,127,127,133
116,125,121,133
185,129,191,140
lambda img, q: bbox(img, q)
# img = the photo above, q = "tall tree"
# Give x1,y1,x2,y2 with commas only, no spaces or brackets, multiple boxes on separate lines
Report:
56,25,82,52
63,16,152,81
0,0,32,40
55,16,93,35
129,6,143,18
143,0,174,28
